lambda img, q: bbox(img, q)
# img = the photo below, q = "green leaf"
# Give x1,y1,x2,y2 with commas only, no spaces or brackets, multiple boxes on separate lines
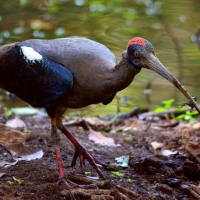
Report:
186,110,198,116
154,107,167,113
175,114,185,120
15,178,24,184
4,108,12,116
111,171,124,177
23,129,32,135
85,171,91,175
127,178,133,183
162,99,175,107
124,135,134,141
7,180,14,185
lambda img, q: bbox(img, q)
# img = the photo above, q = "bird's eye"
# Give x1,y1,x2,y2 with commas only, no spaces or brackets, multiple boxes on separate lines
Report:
133,51,139,57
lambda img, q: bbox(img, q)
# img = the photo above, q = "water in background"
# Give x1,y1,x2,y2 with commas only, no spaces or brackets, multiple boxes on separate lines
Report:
0,0,200,116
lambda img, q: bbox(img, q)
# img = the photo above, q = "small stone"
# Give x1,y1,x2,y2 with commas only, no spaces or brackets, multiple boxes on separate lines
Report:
181,184,190,192
166,178,181,187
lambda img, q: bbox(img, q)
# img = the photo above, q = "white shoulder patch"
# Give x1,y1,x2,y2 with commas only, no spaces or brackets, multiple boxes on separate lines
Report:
21,46,42,62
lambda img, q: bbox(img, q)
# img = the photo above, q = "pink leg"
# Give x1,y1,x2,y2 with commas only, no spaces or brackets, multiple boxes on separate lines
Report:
55,147,84,188
58,124,107,178
47,107,108,181
50,118,80,187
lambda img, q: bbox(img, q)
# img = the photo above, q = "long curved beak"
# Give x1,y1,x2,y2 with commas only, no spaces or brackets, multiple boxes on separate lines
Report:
144,53,200,113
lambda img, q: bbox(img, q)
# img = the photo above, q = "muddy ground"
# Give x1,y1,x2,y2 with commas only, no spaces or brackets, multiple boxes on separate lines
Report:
0,111,200,200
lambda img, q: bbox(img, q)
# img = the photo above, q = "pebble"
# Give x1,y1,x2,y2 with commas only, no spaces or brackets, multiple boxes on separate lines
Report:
166,178,181,187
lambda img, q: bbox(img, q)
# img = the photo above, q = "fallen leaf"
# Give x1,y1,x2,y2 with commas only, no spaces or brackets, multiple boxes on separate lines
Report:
0,124,43,161
0,160,18,168
6,116,26,128
0,124,26,145
15,150,43,161
161,150,178,156
151,141,164,150
88,128,120,147
115,155,130,167
7,143,43,161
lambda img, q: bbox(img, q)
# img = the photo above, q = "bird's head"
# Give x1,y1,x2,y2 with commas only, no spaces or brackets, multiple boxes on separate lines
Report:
126,37,173,82
126,37,200,113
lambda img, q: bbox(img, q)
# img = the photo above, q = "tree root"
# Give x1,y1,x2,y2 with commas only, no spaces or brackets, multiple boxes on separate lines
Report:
115,184,138,198
60,175,139,200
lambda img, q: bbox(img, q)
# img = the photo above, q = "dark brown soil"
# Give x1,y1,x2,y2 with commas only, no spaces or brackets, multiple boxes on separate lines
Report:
0,114,200,200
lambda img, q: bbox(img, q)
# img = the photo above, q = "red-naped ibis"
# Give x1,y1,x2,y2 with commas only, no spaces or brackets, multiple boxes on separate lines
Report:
0,36,199,187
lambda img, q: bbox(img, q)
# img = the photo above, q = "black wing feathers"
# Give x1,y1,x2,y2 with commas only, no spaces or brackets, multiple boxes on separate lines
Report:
0,45,73,107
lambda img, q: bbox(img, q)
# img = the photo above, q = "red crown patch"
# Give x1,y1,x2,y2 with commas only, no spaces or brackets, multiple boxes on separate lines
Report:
126,37,146,50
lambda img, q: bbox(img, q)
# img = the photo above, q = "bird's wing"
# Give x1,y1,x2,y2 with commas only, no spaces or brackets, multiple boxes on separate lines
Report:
0,44,73,107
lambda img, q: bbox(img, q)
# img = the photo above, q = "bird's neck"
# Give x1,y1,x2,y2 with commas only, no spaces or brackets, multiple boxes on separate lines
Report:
112,51,141,92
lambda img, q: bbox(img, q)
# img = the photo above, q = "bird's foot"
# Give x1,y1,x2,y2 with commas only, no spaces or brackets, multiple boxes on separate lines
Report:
71,143,109,178
57,176,85,188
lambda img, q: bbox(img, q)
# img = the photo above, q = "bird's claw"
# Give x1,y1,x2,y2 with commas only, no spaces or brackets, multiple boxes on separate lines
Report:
70,144,106,178
93,157,114,171
57,177,85,189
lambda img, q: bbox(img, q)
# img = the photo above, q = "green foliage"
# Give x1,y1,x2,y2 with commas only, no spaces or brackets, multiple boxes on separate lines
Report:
14,178,24,184
154,99,175,113
7,178,24,185
124,135,134,141
175,110,198,122
3,108,12,116
23,129,32,135
6,180,14,185
85,171,91,175
154,99,198,122
127,178,133,183
111,171,124,178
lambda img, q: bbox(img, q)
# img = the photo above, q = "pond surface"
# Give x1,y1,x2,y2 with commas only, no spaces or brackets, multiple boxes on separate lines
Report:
0,0,200,116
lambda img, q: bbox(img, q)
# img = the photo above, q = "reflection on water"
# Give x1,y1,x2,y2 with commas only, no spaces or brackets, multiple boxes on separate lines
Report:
0,0,200,116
